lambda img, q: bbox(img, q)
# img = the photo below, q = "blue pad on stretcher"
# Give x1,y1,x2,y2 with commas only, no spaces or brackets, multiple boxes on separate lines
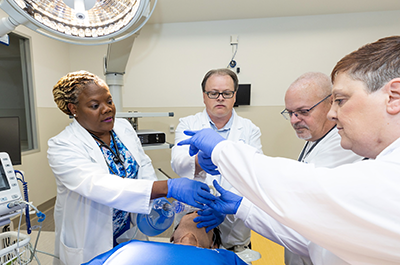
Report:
82,240,247,265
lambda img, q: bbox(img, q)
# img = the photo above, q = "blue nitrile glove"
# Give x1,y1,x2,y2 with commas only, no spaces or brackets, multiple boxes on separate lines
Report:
167,178,216,209
198,151,220,175
177,128,226,157
194,206,226,233
207,180,243,215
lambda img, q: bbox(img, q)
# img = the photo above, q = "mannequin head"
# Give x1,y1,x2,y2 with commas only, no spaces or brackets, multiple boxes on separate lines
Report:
170,212,221,249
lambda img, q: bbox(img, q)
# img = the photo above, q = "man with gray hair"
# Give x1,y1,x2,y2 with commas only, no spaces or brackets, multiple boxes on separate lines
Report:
281,72,362,265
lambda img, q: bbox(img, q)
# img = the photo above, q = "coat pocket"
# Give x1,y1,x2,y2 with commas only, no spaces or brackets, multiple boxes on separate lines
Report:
59,237,84,265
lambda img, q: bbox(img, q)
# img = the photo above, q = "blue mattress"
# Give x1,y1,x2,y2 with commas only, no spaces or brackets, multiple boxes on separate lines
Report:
83,240,247,265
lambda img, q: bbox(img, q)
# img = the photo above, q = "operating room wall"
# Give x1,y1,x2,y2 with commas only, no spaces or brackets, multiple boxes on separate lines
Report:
0,7,71,209
122,10,400,108
119,10,400,179
7,9,400,210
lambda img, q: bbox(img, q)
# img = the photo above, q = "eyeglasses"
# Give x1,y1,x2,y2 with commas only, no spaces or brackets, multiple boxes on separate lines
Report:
281,94,332,120
205,90,235,99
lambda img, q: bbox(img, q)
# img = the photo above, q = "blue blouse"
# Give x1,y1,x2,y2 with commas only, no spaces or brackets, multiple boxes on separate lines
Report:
97,130,138,246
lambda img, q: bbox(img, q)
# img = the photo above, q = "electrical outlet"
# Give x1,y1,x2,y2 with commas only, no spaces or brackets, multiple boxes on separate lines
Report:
169,125,175,133
230,35,239,45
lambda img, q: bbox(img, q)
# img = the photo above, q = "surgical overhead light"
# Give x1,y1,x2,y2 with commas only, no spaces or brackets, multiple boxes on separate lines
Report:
0,0,157,45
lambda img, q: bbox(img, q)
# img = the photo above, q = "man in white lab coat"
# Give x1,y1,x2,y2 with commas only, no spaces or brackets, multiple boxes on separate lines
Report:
171,68,262,252
179,36,400,264
282,72,363,265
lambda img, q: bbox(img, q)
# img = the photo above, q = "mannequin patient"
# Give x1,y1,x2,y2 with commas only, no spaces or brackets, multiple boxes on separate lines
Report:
83,212,249,265
170,211,221,249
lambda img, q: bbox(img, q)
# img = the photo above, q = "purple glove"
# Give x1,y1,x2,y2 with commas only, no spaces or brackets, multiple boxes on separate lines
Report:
167,178,216,209
177,129,225,157
194,206,226,233
198,151,220,175
207,180,243,215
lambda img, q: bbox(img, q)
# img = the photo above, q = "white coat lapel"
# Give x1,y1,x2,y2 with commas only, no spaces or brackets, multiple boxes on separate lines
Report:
227,110,243,142
201,109,212,129
71,119,108,171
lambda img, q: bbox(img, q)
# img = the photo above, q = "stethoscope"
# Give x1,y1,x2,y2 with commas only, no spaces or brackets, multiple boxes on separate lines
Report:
298,125,337,162
90,131,127,178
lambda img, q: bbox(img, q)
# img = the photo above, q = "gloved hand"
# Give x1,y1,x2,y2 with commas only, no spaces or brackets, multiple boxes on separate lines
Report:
194,206,226,233
167,178,216,209
207,180,243,215
198,151,220,175
177,128,225,157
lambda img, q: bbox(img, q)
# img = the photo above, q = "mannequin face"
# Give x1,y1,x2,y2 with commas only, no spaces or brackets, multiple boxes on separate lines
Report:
170,212,218,249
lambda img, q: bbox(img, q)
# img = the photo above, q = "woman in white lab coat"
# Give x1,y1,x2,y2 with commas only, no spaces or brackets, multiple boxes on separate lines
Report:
48,71,214,265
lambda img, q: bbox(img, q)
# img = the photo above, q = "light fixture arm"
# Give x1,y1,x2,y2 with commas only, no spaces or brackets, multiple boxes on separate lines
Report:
0,16,18,36
0,0,30,37
104,33,138,111
102,0,157,110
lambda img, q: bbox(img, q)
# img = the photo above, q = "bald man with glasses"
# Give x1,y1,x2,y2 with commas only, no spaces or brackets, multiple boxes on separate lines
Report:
282,72,362,265
171,68,262,253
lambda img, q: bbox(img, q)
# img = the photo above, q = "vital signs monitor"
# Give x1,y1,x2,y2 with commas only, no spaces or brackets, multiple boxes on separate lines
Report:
0,152,23,217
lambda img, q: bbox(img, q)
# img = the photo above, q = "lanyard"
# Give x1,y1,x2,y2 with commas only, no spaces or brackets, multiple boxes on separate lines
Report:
90,131,127,177
298,125,336,162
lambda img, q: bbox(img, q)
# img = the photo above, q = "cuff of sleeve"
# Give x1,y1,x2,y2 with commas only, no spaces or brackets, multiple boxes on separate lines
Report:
166,179,172,198
211,140,229,167
236,197,253,221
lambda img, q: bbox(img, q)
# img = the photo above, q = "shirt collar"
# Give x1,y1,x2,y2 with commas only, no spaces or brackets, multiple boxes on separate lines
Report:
207,111,234,132
376,136,400,160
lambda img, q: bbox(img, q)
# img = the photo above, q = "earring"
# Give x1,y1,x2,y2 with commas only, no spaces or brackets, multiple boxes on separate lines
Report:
73,114,76,117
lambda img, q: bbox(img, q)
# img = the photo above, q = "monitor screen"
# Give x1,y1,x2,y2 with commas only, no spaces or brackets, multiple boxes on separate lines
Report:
234,84,251,107
0,160,11,192
0,117,21,165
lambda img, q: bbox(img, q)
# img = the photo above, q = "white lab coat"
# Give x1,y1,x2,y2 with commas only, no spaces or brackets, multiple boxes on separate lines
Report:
286,127,363,265
171,109,262,249
211,138,400,265
301,127,363,168
47,118,157,265
238,199,350,265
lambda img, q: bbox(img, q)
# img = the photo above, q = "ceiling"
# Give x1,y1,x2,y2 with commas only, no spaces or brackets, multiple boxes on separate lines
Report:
148,0,400,24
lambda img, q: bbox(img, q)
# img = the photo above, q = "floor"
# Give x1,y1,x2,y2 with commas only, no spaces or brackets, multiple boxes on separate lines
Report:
14,207,59,265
